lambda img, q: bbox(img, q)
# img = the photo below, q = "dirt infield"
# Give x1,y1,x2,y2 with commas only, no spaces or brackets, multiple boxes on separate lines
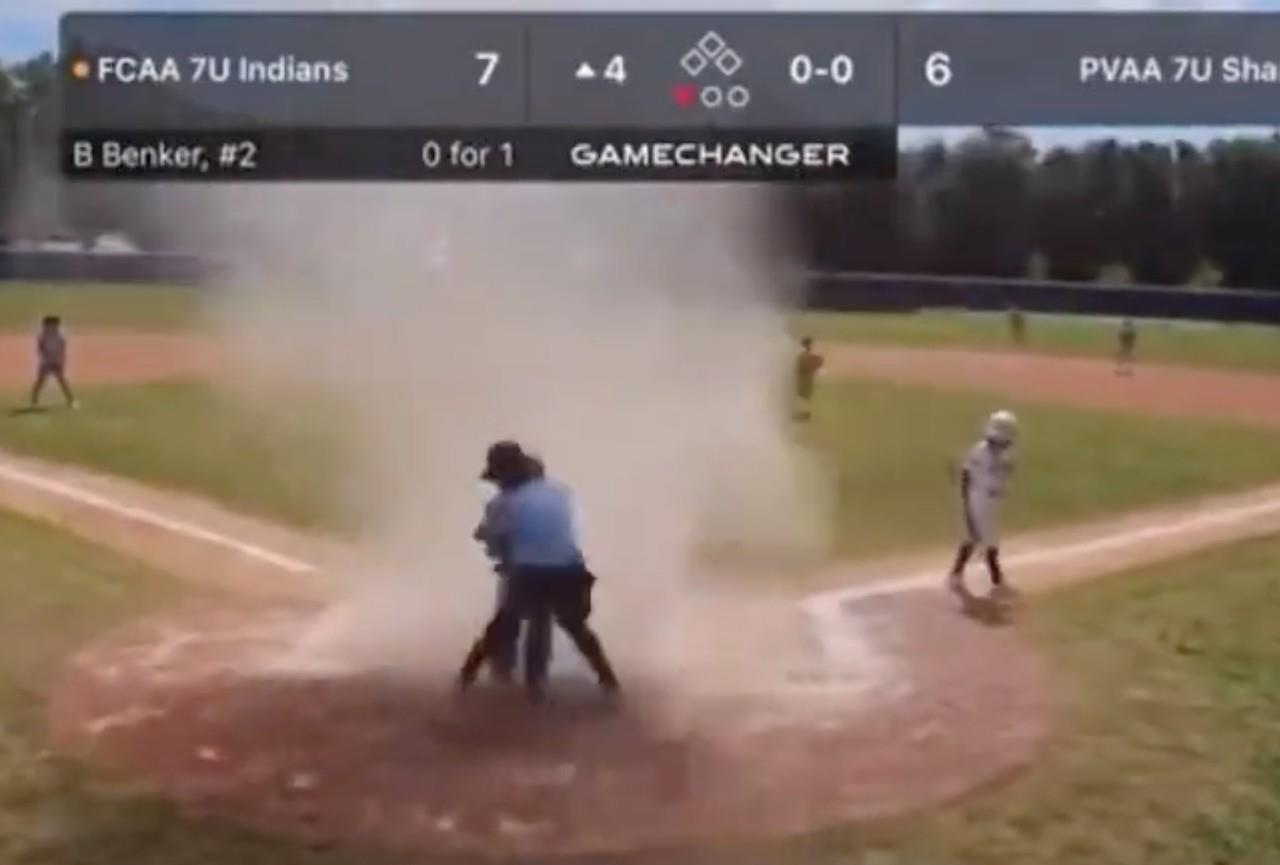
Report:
11,332,1280,855
0,450,337,601
33,472,1280,857
49,594,1048,857
824,344,1280,428
806,480,1280,599
0,332,218,386
37,470,1280,856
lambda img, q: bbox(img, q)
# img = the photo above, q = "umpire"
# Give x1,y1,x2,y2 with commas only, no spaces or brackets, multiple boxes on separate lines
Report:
457,442,620,703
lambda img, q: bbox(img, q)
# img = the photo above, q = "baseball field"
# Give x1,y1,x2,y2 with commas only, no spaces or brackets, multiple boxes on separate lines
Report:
3,282,1280,863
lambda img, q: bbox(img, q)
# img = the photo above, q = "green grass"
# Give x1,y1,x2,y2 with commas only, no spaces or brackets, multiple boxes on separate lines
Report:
0,509,410,865
0,380,355,533
4,376,1280,562
722,533,1280,865
795,311,1280,374
805,377,1280,559
0,282,204,331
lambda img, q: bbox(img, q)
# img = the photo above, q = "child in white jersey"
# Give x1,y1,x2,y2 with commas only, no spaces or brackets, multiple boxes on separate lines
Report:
947,410,1018,600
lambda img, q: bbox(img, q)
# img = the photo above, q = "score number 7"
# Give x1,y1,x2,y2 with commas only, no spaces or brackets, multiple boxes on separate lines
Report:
475,51,501,86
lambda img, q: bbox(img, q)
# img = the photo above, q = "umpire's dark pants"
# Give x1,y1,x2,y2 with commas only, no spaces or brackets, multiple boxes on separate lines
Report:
488,574,519,680
460,565,617,693
513,566,618,692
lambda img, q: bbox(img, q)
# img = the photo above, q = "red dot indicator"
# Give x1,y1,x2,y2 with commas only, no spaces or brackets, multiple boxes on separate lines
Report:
672,83,698,108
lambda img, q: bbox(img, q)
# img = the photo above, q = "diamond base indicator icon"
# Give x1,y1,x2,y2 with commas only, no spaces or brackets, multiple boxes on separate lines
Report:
680,49,709,78
679,30,745,80
697,31,726,60
674,29,750,110
715,49,743,76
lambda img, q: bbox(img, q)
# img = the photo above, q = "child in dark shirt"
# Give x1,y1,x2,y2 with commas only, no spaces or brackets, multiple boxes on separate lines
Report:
30,316,78,409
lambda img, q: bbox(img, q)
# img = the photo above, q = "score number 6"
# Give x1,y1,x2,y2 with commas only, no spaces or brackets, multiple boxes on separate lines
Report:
925,51,953,87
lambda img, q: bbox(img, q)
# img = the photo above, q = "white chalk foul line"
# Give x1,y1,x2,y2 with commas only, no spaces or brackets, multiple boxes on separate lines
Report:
0,462,318,575
803,491,1280,617
2,453,1277,633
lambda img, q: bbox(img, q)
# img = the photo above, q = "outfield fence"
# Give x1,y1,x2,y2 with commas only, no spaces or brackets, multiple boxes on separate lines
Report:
0,251,218,285
3,252,1279,325
808,272,1280,325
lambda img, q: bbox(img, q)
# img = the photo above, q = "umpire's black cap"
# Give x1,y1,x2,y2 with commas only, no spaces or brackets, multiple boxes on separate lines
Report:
482,440,530,483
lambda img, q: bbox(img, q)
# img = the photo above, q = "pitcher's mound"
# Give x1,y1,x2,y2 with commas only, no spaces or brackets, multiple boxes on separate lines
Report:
50,591,1050,857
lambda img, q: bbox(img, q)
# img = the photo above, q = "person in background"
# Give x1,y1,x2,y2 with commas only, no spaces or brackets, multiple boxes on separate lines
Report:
794,337,825,422
947,411,1020,603
29,315,78,410
1116,317,1138,376
1008,306,1027,347
458,443,618,703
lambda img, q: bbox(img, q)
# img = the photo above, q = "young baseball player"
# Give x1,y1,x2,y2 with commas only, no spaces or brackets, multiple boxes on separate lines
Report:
794,337,825,422
1007,306,1027,347
947,410,1019,601
458,441,619,704
470,453,546,682
1116,317,1137,376
29,315,78,410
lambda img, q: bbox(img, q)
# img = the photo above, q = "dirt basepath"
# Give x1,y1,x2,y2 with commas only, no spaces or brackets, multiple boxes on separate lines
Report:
804,480,1280,614
0,332,219,386
0,330,1274,602
2,439,1277,607
824,344,1280,428
0,450,335,601
6,331,1278,430
7,331,1279,431
33,450,1280,856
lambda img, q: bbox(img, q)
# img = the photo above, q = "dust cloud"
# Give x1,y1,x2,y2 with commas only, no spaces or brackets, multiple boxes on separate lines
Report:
205,183,832,687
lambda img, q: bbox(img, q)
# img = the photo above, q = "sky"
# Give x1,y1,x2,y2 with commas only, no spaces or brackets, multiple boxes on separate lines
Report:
4,0,1280,60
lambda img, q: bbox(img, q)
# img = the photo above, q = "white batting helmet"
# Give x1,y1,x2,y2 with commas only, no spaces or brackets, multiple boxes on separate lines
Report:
984,410,1019,444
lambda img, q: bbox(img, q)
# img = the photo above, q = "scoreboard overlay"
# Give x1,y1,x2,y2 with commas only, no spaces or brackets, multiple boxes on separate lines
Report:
60,13,1280,182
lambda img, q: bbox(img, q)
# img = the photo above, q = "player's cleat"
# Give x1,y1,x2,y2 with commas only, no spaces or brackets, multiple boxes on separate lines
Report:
69,400,81,410
990,583,1019,605
600,684,623,712
947,571,966,596
453,673,472,696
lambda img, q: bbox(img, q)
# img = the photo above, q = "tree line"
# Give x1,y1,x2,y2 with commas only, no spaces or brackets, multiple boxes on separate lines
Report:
0,53,57,238
1,53,187,252
799,126,1280,291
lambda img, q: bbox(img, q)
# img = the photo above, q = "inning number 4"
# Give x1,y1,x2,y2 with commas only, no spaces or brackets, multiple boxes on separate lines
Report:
475,51,501,86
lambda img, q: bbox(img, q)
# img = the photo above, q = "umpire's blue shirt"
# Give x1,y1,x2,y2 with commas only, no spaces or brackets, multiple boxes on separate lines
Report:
491,479,585,569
